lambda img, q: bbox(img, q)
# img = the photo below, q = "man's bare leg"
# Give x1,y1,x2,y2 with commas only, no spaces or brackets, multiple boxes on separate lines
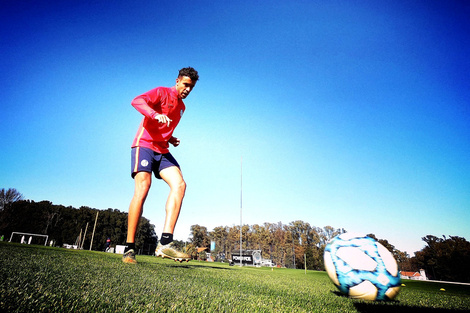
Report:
155,166,189,262
159,166,186,234
127,171,152,243
123,171,151,264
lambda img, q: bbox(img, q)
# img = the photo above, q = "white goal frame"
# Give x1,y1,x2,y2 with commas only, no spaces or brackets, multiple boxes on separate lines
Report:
9,232,48,246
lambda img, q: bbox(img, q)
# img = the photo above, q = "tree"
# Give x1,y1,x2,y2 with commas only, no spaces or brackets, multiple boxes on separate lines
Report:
0,200,50,236
320,226,342,247
209,226,228,256
172,240,186,252
227,225,241,257
413,235,470,283
0,188,24,211
271,222,286,267
396,250,414,272
189,224,210,248
135,217,158,255
0,199,157,253
367,233,411,271
257,224,273,259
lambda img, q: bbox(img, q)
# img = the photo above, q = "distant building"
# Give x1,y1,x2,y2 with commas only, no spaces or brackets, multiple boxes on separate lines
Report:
231,250,275,267
400,269,427,280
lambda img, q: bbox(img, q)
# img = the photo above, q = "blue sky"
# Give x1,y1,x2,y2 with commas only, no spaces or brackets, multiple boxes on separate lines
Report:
1,1,469,256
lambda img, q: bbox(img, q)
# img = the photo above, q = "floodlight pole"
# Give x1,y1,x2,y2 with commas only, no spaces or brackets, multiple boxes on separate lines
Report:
81,222,88,249
239,156,243,267
76,229,83,246
89,211,99,251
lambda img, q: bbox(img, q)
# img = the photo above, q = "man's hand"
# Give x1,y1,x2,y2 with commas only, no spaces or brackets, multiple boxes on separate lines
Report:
155,114,172,127
169,137,180,147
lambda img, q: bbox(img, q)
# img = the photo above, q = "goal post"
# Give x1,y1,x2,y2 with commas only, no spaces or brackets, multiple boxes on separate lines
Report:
9,232,49,246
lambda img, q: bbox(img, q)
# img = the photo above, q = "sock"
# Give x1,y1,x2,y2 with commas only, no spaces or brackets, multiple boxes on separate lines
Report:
160,233,173,245
125,242,135,253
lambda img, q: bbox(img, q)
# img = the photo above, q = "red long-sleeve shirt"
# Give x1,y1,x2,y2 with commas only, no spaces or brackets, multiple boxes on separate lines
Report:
131,86,185,154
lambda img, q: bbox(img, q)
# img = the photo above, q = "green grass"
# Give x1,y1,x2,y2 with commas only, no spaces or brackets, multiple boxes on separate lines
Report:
1,242,469,312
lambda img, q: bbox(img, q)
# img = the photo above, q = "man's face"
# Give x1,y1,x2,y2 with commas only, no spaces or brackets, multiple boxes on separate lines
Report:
175,76,196,99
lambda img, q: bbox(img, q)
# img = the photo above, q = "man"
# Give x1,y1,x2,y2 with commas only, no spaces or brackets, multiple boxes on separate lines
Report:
122,67,199,264
105,237,111,252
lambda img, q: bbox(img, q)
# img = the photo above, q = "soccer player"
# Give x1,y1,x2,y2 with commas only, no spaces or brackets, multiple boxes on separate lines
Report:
122,67,199,264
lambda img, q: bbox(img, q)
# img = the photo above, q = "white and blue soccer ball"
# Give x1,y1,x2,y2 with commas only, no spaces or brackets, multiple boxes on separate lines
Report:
323,233,401,301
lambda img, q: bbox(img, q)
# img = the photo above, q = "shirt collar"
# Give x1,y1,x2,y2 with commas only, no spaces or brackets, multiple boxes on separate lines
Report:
170,86,181,99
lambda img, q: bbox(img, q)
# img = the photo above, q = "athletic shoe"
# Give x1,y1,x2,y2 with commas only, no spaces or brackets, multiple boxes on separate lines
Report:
155,243,190,263
122,249,137,264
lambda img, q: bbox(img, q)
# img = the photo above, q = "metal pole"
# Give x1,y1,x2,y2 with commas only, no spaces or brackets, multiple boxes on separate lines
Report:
239,156,243,267
89,211,99,251
81,222,89,249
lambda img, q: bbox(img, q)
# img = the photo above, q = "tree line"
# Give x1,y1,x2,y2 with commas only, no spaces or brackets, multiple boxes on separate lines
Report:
0,189,158,254
187,224,470,283
1,188,469,283
186,223,399,270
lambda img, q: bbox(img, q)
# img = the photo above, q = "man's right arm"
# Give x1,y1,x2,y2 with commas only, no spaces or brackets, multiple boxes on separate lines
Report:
131,97,158,119
131,89,172,127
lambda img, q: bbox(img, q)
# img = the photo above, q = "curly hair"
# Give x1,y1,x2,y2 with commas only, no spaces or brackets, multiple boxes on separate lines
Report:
178,67,199,81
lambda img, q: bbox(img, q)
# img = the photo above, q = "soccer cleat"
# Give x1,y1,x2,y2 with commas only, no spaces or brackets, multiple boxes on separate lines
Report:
155,243,190,263
122,249,137,264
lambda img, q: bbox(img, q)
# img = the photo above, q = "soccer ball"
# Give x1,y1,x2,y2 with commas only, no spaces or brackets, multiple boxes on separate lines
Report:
323,233,401,301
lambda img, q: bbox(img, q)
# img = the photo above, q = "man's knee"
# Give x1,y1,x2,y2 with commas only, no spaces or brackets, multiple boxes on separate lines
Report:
134,172,151,197
180,179,187,194
174,179,186,196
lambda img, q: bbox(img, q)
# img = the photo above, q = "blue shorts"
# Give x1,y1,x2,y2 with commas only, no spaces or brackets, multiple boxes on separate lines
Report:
131,147,180,179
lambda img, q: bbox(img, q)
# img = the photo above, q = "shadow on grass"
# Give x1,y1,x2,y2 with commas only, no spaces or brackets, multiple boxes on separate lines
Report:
354,302,469,313
166,263,234,270
331,292,468,313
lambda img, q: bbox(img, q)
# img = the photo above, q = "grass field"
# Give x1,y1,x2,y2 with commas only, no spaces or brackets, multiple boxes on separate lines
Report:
1,242,469,312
